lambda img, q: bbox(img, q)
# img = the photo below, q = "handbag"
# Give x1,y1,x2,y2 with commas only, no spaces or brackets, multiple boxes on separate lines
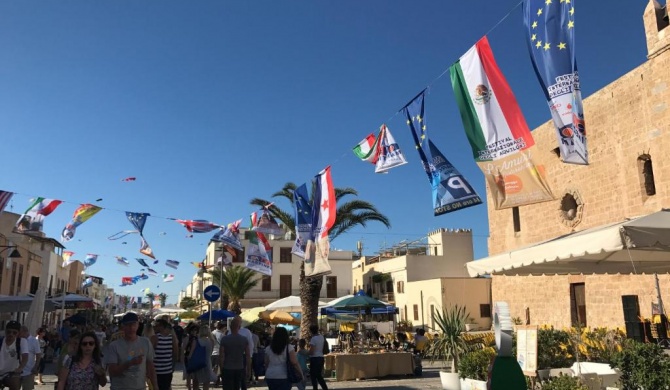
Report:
186,339,207,373
322,336,330,355
286,346,303,383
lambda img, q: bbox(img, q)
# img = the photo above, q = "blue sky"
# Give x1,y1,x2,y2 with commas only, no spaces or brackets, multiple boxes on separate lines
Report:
0,1,649,304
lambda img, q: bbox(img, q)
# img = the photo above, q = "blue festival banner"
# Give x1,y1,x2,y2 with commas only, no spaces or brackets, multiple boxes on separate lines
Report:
127,212,156,259
291,183,311,258
524,0,587,164
403,91,482,216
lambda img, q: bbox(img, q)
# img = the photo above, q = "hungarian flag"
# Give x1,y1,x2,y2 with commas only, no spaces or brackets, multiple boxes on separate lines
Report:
353,133,380,164
15,197,62,234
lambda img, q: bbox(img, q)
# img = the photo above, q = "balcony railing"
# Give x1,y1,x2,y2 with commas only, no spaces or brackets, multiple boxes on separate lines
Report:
380,292,395,303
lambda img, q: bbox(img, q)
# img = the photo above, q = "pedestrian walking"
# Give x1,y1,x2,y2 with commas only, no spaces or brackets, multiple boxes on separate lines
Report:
0,321,28,390
211,322,226,386
219,317,250,390
264,327,303,390
106,312,158,390
150,319,177,390
18,326,41,390
308,325,328,390
186,325,213,390
56,331,107,390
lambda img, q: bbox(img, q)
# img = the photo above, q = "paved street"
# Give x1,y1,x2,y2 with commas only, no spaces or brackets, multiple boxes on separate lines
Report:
33,361,445,390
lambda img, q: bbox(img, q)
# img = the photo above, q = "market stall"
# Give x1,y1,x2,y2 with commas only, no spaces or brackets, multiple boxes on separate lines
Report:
325,352,414,381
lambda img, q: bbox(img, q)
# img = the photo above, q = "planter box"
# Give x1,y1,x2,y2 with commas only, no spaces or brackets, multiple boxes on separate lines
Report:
460,378,487,390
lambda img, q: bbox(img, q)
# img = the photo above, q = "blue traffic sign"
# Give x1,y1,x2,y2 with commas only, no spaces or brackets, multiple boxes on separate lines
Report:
203,285,221,302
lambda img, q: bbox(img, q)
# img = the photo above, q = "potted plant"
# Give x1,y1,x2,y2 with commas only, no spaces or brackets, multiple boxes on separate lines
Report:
458,348,496,389
427,305,470,390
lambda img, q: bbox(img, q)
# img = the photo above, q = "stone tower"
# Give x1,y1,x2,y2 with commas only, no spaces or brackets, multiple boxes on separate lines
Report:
644,0,670,58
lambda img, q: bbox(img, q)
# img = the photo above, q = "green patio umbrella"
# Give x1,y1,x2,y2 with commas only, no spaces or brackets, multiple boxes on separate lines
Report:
331,295,388,310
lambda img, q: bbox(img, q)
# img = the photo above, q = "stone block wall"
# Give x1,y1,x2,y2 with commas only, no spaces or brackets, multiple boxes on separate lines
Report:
493,273,670,329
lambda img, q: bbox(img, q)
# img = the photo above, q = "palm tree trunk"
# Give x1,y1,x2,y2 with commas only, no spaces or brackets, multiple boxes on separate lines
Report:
299,262,323,339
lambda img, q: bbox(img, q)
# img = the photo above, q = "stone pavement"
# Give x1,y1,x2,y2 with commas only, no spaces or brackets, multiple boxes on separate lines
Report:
33,361,446,390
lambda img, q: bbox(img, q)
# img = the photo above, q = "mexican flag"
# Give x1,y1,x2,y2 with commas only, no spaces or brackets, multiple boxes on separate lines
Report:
450,37,553,209
352,132,380,163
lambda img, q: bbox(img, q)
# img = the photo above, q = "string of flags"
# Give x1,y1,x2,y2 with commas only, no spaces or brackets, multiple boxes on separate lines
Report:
0,0,587,286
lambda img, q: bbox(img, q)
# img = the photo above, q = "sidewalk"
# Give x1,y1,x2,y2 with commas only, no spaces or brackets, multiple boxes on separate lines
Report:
34,361,445,389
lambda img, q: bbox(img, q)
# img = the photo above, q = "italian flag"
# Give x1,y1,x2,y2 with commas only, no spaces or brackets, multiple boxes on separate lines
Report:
450,37,535,161
352,132,380,163
25,197,62,216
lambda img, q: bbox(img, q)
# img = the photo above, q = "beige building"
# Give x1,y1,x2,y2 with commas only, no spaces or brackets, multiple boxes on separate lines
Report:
0,211,85,327
178,228,353,311
352,229,493,331
469,2,670,330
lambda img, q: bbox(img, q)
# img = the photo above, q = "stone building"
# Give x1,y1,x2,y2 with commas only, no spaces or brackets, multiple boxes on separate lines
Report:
468,1,670,331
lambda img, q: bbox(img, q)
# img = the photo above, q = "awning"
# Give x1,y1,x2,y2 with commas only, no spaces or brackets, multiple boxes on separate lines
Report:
467,209,670,276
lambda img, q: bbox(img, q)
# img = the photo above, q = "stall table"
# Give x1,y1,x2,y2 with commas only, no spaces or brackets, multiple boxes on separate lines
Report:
324,352,414,381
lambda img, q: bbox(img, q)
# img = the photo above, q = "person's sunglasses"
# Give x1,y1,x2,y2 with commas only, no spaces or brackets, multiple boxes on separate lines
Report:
81,341,95,346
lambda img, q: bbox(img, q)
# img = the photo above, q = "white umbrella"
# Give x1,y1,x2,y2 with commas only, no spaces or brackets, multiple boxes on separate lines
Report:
265,295,326,312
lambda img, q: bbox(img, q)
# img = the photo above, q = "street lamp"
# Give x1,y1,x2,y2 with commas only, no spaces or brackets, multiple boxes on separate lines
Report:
0,245,22,259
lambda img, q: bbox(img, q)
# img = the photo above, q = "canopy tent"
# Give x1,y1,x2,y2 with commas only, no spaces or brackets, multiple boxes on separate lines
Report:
320,305,397,316
155,307,186,314
0,295,56,312
198,309,236,321
324,294,391,308
50,293,95,309
259,310,301,326
330,295,388,310
240,307,266,327
467,209,670,276
265,295,327,312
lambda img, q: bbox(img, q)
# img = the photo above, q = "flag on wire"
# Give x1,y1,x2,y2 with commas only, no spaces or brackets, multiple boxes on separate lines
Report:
165,259,180,269
291,183,311,259
62,204,102,242
163,274,175,282
450,36,554,209
14,197,62,234
84,254,98,268
374,125,408,173
116,256,130,266
62,251,76,267
304,167,336,277
176,219,220,233
353,133,381,164
403,91,482,215
524,0,587,164
127,212,156,259
0,191,13,213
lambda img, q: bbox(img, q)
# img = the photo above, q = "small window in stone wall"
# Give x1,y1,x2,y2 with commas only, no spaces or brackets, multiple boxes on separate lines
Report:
638,154,656,196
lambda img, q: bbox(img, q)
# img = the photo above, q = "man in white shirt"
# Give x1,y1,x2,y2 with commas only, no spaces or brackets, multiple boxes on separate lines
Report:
308,325,328,390
0,321,29,390
18,326,41,390
211,322,225,386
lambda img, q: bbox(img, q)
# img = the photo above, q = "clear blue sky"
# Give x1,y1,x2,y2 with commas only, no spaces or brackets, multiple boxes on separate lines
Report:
0,1,649,304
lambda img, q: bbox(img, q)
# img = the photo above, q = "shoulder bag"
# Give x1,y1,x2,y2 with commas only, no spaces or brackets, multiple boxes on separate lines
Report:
186,339,207,373
286,346,303,383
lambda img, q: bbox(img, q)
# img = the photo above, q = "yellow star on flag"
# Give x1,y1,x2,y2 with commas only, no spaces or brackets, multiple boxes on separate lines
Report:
536,40,542,49
560,0,565,2
545,0,552,4
406,119,410,125
537,8,543,16
565,0,570,3
532,21,538,29
417,115,422,122
531,34,537,41
421,134,425,140
422,125,426,131
568,20,574,29
569,7,575,15
544,42,551,50
558,42,567,49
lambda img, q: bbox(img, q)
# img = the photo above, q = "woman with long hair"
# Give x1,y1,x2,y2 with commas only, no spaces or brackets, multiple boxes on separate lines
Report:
182,323,199,390
264,327,303,390
56,331,107,390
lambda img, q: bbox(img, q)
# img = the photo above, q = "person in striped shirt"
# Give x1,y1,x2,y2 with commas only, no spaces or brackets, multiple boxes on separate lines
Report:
150,319,177,390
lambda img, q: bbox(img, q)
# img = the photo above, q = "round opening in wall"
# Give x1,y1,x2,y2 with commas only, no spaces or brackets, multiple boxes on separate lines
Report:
560,193,579,221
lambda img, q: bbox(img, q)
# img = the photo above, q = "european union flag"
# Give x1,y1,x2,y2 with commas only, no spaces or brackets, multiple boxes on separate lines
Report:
403,91,482,216
524,0,588,165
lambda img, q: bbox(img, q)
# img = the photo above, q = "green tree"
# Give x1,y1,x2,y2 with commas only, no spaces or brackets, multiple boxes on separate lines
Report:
208,265,260,313
179,297,198,311
251,182,390,338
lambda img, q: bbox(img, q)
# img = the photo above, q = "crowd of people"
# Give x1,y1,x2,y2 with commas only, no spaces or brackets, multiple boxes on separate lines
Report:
0,314,333,390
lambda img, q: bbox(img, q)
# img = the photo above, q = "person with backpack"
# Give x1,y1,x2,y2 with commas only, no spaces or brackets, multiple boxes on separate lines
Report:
0,321,29,390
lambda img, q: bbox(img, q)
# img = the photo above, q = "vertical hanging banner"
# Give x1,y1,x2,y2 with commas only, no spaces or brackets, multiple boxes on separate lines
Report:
245,213,273,276
291,183,311,259
62,251,76,267
62,204,102,242
252,208,283,236
304,166,336,277
127,212,156,259
450,37,554,209
524,0,587,164
14,197,62,234
403,92,482,216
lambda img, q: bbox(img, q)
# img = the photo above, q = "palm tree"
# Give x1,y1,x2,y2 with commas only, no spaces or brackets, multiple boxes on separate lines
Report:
180,297,198,311
158,293,168,308
208,265,260,313
251,182,390,338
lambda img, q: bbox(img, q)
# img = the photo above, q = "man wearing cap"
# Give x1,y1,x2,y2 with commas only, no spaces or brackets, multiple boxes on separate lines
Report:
106,313,158,390
0,321,29,390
